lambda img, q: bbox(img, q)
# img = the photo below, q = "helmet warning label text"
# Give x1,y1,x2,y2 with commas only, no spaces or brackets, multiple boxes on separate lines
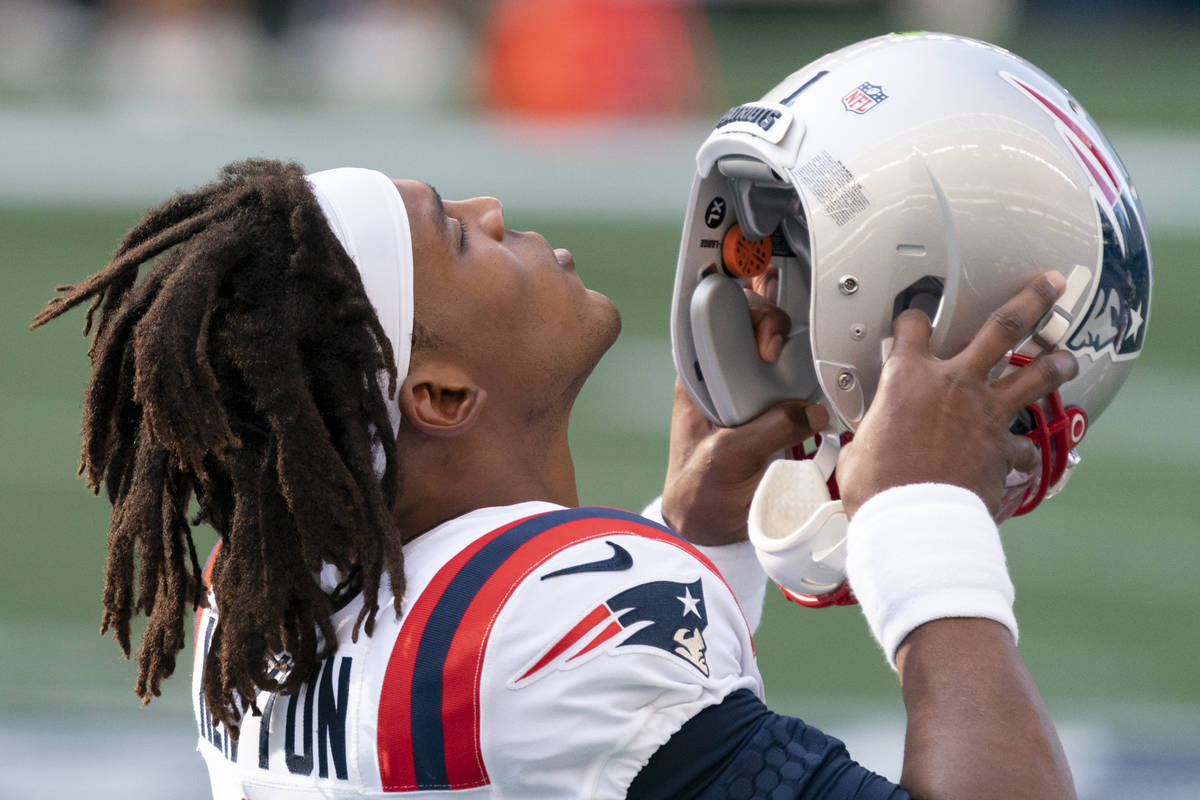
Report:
792,151,869,227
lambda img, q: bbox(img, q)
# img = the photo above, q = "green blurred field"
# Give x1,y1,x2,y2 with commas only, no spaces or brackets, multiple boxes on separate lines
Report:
3,202,1198,728
2,13,1198,791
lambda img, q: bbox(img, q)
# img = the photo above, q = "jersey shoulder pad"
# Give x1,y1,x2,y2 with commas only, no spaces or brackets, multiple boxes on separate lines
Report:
471,508,762,797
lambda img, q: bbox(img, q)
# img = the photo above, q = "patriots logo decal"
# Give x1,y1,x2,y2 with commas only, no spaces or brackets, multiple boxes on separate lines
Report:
1004,72,1151,362
1065,193,1150,361
511,579,710,686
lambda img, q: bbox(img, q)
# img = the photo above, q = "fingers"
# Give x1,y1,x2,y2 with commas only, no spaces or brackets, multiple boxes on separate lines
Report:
749,265,780,303
716,400,827,467
805,404,829,432
743,287,791,363
959,271,1066,376
1010,434,1040,475
888,308,933,360
671,377,714,439
993,349,1079,417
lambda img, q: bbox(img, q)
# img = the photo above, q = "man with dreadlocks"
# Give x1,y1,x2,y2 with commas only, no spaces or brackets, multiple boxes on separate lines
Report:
36,160,1078,798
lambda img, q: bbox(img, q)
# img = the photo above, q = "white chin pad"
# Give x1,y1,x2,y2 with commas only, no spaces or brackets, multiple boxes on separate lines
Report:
749,458,848,595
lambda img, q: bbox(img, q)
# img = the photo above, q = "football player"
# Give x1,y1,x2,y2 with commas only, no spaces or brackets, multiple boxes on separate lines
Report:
33,30,1151,799
35,159,1074,799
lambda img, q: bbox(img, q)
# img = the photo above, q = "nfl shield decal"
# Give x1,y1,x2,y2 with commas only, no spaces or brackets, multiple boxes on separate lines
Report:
842,82,887,114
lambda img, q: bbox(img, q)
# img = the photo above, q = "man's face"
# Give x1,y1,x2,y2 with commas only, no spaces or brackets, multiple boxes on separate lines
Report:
392,179,621,419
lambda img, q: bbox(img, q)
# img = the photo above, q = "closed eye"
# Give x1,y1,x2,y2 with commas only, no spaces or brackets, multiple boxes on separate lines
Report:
458,218,469,250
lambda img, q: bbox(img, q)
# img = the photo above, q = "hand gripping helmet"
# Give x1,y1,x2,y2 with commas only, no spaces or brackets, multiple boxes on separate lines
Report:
670,33,1152,605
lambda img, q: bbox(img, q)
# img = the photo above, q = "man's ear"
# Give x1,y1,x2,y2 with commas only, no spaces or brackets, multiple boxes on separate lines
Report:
398,362,487,437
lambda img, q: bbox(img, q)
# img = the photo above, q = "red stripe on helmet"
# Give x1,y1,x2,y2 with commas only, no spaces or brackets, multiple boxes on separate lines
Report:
1009,76,1121,201
1067,136,1118,205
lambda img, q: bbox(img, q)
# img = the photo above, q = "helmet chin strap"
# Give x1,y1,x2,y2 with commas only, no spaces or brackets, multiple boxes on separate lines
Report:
1006,352,1088,517
748,423,857,608
807,424,841,483
747,348,1089,608
1000,265,1092,515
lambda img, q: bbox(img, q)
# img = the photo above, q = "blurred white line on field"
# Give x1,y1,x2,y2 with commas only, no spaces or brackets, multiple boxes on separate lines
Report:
0,107,1195,235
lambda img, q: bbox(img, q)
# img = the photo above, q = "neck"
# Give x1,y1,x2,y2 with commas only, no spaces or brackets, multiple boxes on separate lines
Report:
392,418,578,541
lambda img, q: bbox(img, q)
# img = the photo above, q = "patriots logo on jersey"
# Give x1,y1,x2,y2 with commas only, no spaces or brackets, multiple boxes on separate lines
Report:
511,578,710,686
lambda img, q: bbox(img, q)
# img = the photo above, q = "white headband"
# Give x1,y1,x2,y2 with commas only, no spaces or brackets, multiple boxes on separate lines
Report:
305,167,414,443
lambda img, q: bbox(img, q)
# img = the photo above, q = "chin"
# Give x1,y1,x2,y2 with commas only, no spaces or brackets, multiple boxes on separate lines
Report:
557,295,622,411
588,290,622,355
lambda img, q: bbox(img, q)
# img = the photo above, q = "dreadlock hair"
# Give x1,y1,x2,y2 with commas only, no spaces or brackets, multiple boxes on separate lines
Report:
31,159,407,738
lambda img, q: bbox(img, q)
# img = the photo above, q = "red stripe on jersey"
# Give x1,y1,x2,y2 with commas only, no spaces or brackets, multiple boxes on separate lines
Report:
513,604,610,683
438,517,734,789
566,620,623,663
192,540,223,671
377,509,747,791
376,513,542,791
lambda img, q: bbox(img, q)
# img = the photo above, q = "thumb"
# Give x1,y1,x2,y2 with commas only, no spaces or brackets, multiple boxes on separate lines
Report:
670,377,714,441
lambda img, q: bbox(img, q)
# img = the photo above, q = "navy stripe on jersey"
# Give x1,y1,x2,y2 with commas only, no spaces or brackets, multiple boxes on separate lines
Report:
628,689,910,800
409,506,674,788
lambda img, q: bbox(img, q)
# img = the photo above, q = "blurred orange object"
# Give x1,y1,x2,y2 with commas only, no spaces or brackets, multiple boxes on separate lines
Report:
478,0,711,117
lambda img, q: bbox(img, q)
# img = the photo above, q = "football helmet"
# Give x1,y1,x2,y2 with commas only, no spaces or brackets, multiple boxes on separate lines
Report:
670,33,1152,604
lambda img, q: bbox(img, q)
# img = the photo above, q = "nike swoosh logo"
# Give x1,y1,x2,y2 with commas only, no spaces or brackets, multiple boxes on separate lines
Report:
540,541,633,580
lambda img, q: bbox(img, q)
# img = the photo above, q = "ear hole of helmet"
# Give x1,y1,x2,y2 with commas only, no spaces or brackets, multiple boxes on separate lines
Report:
780,214,811,266
892,275,945,322
1009,408,1037,436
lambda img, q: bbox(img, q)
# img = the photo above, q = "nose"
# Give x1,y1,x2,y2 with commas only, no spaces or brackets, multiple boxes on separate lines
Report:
452,196,505,240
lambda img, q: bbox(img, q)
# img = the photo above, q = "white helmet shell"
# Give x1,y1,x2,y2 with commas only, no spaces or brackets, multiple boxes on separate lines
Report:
672,32,1151,442
672,32,1151,526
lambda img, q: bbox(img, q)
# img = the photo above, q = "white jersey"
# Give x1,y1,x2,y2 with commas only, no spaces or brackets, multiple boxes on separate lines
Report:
192,502,764,798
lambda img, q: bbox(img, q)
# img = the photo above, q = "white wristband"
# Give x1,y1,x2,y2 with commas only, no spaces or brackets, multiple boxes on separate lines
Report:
845,483,1017,670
